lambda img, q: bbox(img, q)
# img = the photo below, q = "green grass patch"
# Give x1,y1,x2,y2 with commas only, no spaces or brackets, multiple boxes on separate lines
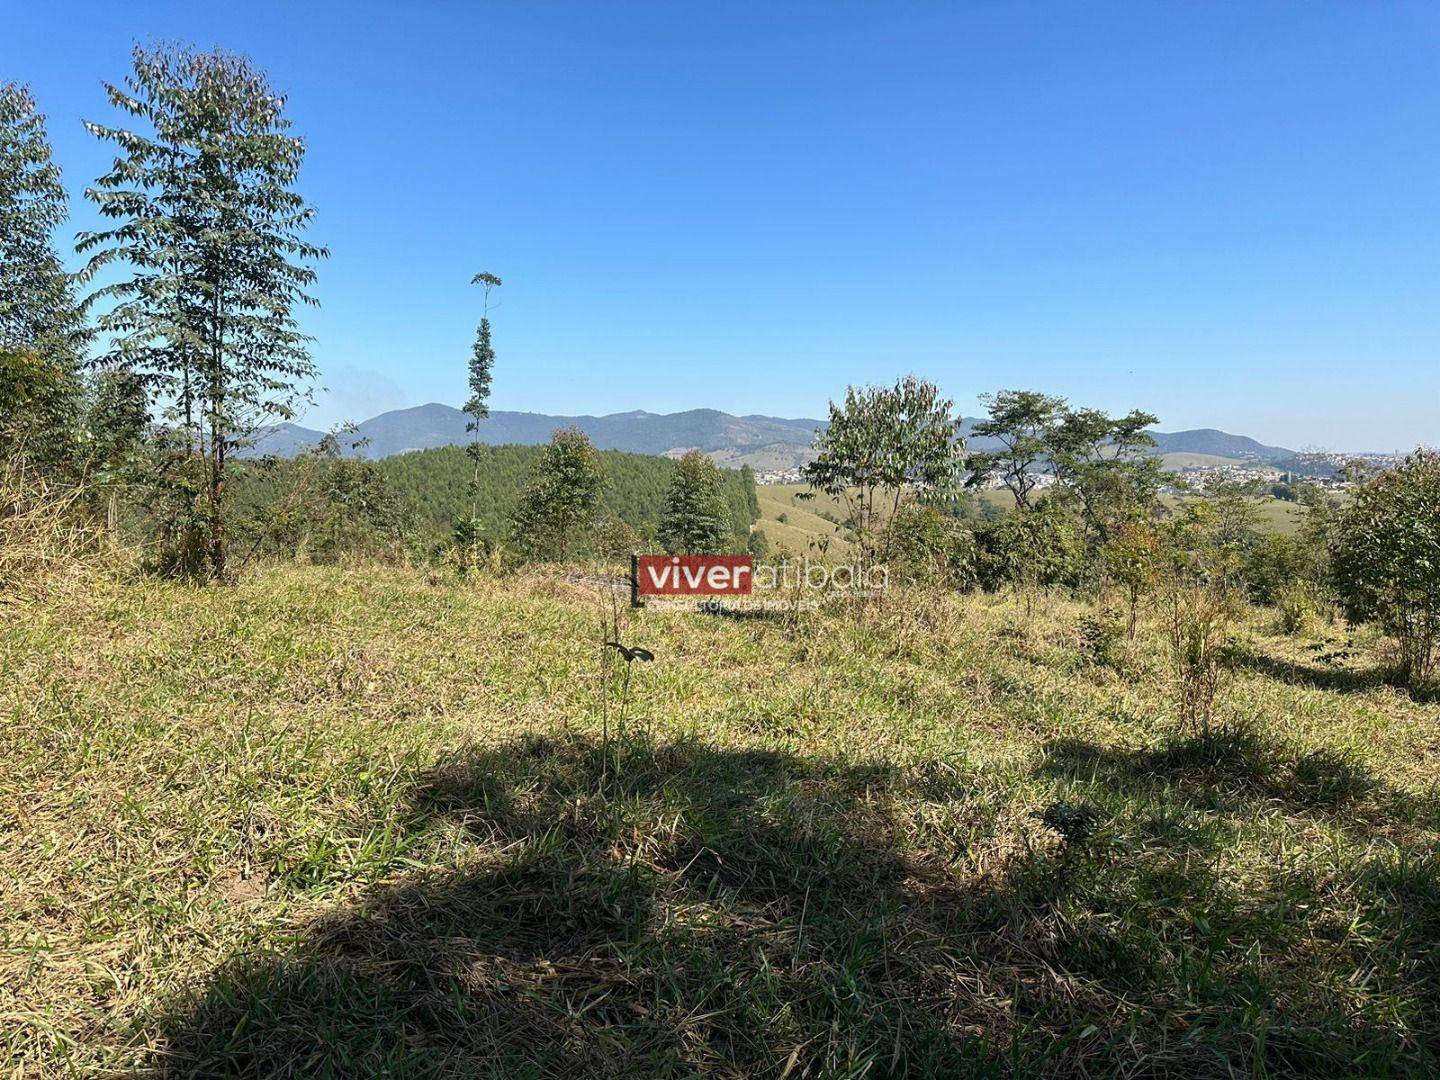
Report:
3,565,1438,1075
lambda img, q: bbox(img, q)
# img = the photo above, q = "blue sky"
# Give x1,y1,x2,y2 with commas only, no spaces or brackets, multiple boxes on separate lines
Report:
11,2,1440,451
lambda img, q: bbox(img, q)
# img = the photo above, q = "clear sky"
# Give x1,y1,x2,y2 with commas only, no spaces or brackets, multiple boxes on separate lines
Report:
11,2,1440,451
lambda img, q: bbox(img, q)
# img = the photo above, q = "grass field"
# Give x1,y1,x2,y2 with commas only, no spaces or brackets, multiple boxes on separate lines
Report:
755,484,854,553
4,561,1439,1075
756,482,1308,551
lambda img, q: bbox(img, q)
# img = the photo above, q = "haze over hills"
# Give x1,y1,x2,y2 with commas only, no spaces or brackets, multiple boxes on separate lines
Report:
245,403,1298,470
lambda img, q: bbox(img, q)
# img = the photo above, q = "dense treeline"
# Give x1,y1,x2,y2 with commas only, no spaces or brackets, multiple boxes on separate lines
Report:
380,442,757,548
225,441,758,558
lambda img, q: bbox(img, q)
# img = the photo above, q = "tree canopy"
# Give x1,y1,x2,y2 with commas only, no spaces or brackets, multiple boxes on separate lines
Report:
803,375,965,561
658,451,733,554
79,44,325,578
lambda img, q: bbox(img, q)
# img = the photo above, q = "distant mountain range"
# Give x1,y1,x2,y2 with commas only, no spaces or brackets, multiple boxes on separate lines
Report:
244,403,1296,471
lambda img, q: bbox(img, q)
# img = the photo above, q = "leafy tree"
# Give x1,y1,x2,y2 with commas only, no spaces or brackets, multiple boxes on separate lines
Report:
728,464,761,549
510,428,606,560
0,82,88,470
79,44,325,580
964,390,1065,510
1047,405,1162,543
658,451,732,554
746,527,771,559
967,390,1161,535
1100,516,1165,653
1142,476,1267,605
1331,448,1440,685
0,82,87,365
803,376,965,563
0,350,83,471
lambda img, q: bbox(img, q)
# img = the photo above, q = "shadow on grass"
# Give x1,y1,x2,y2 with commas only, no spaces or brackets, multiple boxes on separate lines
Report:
1229,643,1440,704
1038,726,1438,826
155,732,1440,1077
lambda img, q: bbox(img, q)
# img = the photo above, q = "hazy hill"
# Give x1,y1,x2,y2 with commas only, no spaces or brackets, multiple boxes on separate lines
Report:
245,403,1296,470
1145,427,1291,461
243,405,827,466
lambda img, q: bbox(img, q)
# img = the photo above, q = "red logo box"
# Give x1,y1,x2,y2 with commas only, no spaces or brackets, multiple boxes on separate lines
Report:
635,555,754,596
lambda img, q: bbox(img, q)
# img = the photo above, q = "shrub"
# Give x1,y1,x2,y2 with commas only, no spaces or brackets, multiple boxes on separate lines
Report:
974,499,1086,592
1164,579,1232,733
1242,531,1326,606
884,503,975,588
596,514,642,561
1331,448,1440,685
1275,579,1320,636
1076,614,1125,669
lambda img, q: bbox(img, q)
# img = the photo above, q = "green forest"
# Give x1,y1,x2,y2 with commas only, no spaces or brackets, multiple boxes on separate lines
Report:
227,443,760,554
382,443,759,545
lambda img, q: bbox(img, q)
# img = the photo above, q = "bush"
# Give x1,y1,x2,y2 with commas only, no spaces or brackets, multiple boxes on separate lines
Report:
1275,579,1321,636
234,436,420,568
596,514,642,561
1242,532,1326,606
884,504,975,588
1076,614,1125,669
973,500,1086,592
1165,580,1232,733
1331,449,1440,685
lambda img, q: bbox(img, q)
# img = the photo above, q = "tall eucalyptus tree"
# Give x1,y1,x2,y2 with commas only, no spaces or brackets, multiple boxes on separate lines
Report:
79,44,325,579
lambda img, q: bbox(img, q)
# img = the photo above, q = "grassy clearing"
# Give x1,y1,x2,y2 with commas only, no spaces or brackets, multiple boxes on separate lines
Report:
3,563,1439,1075
755,484,853,553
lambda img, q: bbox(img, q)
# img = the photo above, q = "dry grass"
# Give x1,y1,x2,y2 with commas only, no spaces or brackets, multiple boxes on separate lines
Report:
2,563,1438,1075
0,459,122,613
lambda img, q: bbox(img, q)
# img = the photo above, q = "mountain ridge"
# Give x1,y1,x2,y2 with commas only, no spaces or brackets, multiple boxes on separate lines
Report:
243,403,1296,469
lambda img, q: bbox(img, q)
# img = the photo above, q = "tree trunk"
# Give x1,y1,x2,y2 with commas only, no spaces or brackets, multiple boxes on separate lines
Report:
208,434,225,581
207,281,226,582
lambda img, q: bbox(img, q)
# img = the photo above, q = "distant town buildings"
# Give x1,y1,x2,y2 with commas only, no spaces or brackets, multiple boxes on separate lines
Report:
755,468,808,485
756,454,1405,491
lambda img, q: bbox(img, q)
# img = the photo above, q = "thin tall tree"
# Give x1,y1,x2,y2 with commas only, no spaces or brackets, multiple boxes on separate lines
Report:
79,44,325,579
464,272,501,523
